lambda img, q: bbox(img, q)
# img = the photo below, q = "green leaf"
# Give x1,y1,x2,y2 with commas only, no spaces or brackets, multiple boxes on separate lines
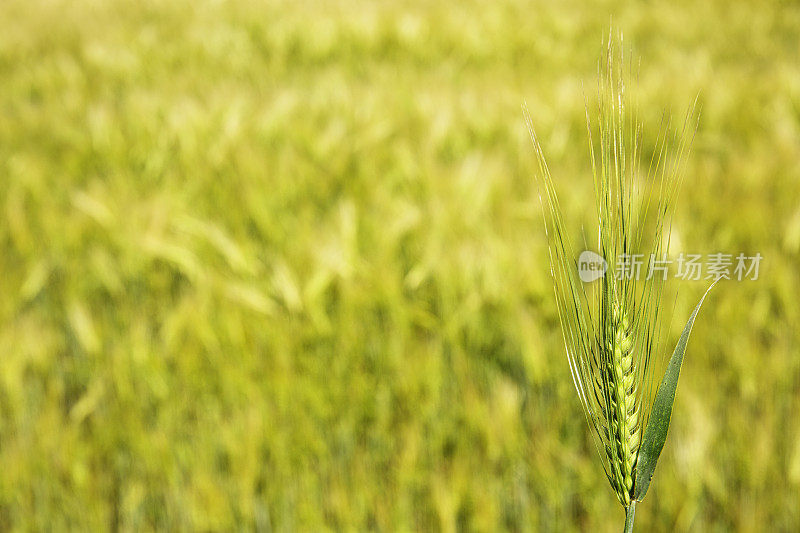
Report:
633,280,718,501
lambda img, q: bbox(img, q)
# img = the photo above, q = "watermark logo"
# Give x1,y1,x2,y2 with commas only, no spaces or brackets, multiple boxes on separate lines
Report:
578,250,608,282
577,251,763,282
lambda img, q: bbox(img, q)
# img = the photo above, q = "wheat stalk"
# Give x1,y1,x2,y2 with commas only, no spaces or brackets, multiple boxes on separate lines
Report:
524,31,715,532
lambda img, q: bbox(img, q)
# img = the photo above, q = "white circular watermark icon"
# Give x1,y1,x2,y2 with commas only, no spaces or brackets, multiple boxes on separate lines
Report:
578,250,608,282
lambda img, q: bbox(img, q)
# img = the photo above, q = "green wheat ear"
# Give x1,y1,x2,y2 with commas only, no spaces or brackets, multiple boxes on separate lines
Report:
523,31,716,532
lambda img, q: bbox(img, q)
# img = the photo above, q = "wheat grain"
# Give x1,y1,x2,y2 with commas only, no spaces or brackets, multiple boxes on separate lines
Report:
524,30,703,531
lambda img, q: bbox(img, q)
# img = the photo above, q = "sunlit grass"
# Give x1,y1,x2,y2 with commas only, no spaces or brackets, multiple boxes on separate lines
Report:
0,0,798,530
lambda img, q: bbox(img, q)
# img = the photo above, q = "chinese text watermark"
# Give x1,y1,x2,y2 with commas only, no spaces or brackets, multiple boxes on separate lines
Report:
578,252,762,283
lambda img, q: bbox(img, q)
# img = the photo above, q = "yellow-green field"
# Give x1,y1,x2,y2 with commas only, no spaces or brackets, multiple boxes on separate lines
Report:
1,0,799,530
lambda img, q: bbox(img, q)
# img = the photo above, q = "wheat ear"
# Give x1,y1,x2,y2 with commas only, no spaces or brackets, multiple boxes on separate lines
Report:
524,30,714,533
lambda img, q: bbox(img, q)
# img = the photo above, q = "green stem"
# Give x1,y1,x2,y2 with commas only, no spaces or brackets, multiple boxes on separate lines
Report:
623,502,636,533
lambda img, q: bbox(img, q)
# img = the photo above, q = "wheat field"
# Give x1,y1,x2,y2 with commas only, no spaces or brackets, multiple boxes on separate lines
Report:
0,0,798,530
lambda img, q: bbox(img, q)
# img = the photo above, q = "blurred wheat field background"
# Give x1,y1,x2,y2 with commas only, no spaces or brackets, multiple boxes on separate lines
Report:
1,0,799,530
